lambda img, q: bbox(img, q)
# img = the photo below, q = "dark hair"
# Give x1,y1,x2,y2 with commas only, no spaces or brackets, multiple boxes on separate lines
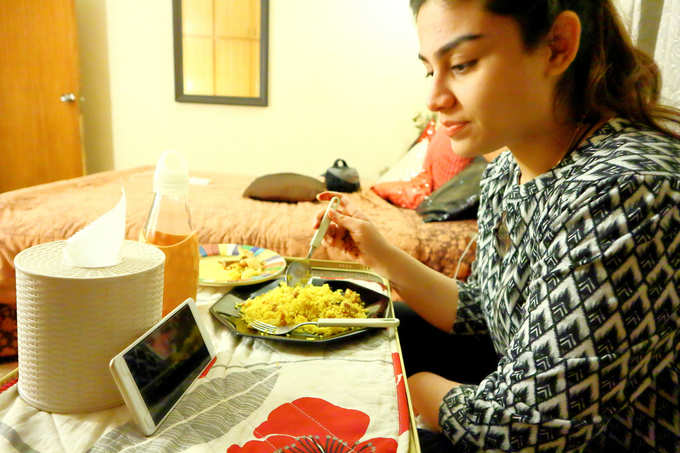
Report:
410,0,680,137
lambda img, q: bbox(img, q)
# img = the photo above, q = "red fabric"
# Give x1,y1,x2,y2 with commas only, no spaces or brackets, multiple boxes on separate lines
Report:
227,397,397,453
371,123,474,209
254,398,368,442
423,126,474,191
371,170,432,209
198,356,217,378
392,352,410,435
415,119,436,144
0,376,17,393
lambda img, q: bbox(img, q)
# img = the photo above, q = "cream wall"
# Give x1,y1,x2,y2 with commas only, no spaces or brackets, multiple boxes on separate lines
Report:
76,0,114,174
81,0,429,181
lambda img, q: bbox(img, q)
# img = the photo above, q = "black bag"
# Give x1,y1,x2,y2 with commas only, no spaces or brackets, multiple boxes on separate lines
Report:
415,157,488,222
322,159,361,192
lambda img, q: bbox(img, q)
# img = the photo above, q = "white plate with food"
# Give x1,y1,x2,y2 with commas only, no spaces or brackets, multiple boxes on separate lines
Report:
198,244,286,287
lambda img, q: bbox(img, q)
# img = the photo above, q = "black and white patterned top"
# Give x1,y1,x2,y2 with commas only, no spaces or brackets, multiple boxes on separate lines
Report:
442,118,680,451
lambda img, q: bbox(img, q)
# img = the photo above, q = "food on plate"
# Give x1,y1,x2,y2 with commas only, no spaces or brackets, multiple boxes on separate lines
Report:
237,283,367,336
219,250,265,281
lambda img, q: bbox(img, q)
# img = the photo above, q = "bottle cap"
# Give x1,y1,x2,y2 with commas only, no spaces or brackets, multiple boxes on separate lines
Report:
153,150,189,196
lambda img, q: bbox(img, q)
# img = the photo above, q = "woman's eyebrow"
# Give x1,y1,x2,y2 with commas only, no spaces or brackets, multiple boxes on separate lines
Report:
418,33,484,62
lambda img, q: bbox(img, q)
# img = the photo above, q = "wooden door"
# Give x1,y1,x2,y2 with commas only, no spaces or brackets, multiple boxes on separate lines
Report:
0,0,84,193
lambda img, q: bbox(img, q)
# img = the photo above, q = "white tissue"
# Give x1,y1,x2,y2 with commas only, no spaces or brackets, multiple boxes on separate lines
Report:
62,190,126,268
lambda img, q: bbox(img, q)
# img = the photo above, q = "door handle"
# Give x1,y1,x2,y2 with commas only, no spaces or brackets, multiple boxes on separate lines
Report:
60,93,76,103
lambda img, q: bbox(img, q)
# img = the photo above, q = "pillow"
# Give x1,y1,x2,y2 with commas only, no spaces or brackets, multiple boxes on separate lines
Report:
423,127,474,191
375,139,429,184
243,173,326,202
372,124,474,209
371,170,432,209
371,120,436,208
415,157,488,222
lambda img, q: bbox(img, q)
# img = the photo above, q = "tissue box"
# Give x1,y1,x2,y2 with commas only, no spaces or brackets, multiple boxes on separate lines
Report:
14,240,164,413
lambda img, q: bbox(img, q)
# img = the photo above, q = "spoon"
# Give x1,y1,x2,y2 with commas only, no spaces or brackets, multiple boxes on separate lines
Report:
285,196,339,286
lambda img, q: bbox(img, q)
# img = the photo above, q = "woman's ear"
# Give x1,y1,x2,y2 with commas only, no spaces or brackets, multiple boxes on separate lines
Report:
545,10,581,77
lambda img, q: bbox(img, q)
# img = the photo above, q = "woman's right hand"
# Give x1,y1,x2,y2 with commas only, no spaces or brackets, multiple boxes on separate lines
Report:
317,191,460,331
315,191,393,272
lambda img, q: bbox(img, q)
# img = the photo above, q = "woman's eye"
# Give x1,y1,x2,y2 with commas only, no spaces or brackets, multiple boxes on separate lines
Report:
451,60,477,75
425,71,433,78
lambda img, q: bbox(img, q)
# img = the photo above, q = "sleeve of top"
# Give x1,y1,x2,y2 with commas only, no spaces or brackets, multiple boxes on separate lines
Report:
438,173,680,451
453,261,489,335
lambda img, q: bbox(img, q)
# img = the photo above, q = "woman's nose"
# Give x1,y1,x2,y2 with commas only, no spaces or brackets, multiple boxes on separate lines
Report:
427,76,456,112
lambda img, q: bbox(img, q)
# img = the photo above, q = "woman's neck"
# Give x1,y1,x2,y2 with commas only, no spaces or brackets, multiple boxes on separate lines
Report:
512,120,593,185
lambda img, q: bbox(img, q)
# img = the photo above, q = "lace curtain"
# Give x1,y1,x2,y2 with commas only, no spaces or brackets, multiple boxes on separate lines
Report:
614,0,680,109
654,1,680,108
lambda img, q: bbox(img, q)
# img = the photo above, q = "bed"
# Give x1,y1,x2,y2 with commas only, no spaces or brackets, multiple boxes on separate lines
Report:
0,166,478,360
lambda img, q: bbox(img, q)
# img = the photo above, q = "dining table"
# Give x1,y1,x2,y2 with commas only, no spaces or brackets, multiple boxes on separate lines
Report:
0,259,420,453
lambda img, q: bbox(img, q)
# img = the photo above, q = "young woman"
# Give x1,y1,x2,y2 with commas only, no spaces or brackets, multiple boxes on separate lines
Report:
316,0,680,451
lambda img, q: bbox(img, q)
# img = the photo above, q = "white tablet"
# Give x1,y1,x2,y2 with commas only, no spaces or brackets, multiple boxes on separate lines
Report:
109,298,216,435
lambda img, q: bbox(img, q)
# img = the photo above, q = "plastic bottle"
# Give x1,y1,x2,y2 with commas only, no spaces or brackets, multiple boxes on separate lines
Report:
141,150,199,316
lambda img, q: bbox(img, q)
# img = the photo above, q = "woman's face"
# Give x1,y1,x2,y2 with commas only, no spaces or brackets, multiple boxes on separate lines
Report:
417,0,557,157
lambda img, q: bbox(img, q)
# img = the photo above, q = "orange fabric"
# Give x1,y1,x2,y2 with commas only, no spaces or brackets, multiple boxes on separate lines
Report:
370,170,432,209
423,127,474,191
415,119,436,144
371,125,474,209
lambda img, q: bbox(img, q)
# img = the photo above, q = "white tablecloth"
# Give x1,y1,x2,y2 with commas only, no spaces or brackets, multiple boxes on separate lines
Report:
0,287,414,453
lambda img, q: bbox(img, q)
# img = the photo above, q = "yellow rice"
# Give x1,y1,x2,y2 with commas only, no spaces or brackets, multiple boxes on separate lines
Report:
220,252,265,281
237,282,367,336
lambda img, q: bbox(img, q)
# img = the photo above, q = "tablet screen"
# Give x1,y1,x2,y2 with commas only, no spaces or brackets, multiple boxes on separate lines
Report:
122,303,211,424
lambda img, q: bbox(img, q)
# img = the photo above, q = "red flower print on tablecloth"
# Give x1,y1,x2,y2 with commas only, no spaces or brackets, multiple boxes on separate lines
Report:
227,397,397,453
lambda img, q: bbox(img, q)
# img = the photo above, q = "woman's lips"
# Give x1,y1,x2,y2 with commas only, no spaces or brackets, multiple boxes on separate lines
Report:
441,121,469,137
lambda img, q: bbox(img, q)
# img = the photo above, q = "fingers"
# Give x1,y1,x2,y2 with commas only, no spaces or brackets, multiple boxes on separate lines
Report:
327,208,360,231
317,192,352,214
314,194,373,263
314,192,345,227
323,222,360,259
313,203,351,230
317,191,368,222
317,191,343,202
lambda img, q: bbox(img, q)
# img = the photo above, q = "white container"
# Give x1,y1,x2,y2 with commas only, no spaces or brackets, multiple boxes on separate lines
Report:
14,240,165,413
